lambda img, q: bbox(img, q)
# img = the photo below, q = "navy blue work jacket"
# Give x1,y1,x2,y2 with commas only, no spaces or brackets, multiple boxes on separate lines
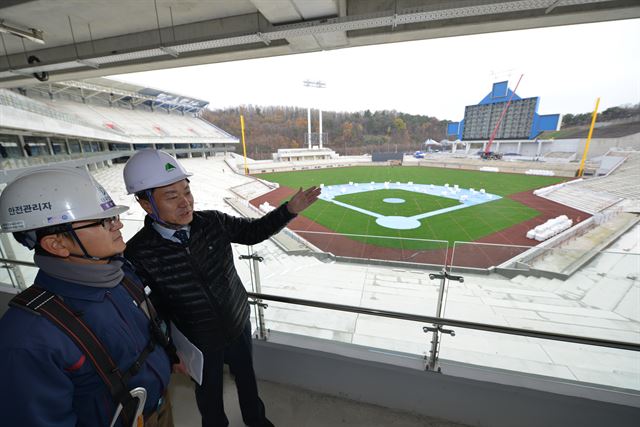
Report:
0,267,172,426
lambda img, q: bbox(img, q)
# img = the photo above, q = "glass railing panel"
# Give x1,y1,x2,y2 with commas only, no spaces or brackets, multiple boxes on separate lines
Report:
9,263,39,289
0,234,38,288
0,247,18,288
120,218,146,242
0,263,12,287
0,259,39,290
0,234,33,264
438,328,640,391
447,243,639,342
235,230,447,311
233,237,433,351
440,242,640,390
231,230,447,355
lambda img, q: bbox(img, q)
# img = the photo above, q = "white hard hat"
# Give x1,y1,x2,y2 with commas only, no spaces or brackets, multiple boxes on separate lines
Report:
0,167,129,233
123,149,192,194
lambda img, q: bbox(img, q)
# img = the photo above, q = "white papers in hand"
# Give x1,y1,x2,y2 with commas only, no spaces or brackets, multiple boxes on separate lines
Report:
170,322,204,385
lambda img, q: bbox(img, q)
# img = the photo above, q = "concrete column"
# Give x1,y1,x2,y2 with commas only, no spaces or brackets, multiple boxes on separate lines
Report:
17,135,29,157
45,137,54,155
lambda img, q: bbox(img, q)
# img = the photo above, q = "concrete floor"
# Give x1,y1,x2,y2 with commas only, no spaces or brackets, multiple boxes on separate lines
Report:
169,372,469,427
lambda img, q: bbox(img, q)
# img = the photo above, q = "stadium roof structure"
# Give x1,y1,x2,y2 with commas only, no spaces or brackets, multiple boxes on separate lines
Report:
27,77,209,113
0,1,638,88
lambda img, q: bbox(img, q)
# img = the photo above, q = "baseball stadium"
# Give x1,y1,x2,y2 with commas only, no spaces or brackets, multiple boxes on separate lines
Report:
0,2,639,427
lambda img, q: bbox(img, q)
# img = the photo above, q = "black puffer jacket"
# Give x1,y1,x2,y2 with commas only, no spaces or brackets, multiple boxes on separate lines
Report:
124,204,295,351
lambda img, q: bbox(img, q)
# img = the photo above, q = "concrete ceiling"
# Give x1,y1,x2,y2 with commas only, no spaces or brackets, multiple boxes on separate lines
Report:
0,0,638,88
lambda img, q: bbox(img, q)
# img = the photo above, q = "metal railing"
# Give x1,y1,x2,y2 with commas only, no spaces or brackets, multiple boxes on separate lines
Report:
0,258,36,268
2,254,639,377
246,291,640,352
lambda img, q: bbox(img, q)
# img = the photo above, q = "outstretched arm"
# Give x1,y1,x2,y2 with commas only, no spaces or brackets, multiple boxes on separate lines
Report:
217,186,321,245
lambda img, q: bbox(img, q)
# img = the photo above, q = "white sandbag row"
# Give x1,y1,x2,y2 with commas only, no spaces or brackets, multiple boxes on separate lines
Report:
526,215,572,241
526,169,555,176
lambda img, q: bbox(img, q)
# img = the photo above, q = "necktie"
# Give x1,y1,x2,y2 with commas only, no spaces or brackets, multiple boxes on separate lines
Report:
173,230,189,245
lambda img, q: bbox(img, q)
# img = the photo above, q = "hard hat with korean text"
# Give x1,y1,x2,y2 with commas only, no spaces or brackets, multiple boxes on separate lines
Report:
0,167,128,233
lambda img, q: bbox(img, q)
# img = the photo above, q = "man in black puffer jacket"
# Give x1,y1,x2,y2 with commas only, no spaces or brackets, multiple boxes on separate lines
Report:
123,149,320,427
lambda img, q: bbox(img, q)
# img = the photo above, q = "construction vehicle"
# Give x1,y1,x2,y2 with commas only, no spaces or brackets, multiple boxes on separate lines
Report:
480,151,503,160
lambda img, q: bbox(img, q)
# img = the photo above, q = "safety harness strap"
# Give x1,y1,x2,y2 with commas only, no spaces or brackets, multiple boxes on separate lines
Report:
10,285,141,426
121,276,171,351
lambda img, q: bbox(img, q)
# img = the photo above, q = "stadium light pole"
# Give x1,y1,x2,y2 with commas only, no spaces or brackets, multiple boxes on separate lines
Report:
307,105,311,149
303,80,326,149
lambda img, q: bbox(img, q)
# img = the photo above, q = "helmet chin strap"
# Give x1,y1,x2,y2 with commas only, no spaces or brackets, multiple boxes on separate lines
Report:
66,228,114,261
145,189,185,230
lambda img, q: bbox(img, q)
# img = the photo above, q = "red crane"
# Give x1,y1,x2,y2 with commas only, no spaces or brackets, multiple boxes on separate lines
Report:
484,74,524,156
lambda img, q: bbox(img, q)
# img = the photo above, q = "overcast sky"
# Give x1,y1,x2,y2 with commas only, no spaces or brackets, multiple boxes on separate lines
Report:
113,18,640,121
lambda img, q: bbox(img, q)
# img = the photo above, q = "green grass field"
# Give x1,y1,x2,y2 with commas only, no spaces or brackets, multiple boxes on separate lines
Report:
335,189,459,217
257,166,564,249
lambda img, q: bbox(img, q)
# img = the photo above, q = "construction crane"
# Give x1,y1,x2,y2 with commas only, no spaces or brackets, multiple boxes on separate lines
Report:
483,74,524,158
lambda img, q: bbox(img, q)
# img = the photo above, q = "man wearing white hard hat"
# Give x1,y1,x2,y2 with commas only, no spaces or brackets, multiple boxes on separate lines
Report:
0,167,175,427
123,149,320,427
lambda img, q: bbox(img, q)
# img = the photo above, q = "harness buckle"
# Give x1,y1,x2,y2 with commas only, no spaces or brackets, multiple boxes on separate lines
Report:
109,387,147,427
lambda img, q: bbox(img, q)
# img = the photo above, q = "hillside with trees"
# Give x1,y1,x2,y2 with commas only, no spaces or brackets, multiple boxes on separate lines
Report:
202,106,448,160
537,103,640,139
561,103,640,127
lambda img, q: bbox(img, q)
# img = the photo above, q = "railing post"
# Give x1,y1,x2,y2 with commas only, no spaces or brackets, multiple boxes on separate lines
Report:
240,250,268,340
252,254,268,340
424,269,463,372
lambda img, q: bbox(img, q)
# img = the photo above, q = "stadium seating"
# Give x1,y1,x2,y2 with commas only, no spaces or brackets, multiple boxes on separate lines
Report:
535,151,639,213
45,98,233,141
0,89,98,130
578,151,640,200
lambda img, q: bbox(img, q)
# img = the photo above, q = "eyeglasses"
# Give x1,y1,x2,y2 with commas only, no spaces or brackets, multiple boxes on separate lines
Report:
72,215,120,232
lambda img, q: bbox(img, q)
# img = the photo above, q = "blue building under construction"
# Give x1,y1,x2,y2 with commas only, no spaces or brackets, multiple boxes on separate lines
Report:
447,81,560,141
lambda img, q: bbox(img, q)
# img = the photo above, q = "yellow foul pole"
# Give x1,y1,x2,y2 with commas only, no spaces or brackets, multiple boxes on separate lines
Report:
240,114,248,175
577,97,600,177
